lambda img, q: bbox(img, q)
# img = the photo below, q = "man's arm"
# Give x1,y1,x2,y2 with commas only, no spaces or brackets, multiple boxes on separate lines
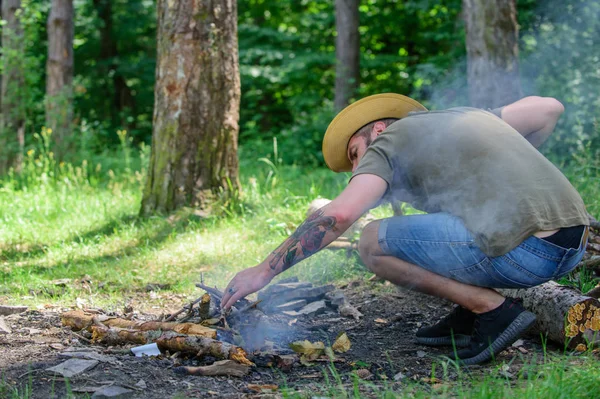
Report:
499,96,564,148
221,174,388,309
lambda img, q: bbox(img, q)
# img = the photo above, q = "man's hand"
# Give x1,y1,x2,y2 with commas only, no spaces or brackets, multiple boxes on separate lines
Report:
221,173,387,310
221,265,273,310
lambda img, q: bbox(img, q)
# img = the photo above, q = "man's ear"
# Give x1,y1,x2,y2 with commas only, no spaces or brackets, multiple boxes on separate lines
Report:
372,121,387,136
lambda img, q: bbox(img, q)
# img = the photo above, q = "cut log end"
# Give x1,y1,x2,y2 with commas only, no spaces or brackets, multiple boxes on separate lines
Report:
565,299,600,341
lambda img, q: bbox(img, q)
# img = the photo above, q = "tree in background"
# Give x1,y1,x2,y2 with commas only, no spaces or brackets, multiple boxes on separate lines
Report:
0,0,25,174
334,0,359,112
46,0,74,157
463,0,521,108
141,0,241,215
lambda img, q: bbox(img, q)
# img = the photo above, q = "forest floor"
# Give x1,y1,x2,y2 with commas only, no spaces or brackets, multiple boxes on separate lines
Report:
1,277,593,399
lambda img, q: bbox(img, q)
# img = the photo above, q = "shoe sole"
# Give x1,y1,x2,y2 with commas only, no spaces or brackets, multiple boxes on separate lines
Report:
457,311,536,366
416,335,471,347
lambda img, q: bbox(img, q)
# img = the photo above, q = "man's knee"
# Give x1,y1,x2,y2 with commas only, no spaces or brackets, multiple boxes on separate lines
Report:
359,220,383,270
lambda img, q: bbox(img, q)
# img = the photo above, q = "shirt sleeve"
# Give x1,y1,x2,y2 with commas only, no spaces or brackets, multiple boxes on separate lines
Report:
350,134,395,188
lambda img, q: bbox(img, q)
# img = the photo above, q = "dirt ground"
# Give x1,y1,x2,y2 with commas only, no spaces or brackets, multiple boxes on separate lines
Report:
0,279,567,398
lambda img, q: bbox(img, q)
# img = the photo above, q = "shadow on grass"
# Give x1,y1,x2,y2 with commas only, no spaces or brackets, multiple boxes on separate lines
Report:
0,211,216,290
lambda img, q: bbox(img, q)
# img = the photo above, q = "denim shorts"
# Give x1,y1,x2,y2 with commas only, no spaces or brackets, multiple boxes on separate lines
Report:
377,213,588,289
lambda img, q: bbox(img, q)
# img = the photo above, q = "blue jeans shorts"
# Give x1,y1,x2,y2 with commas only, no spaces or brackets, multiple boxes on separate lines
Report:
377,213,588,289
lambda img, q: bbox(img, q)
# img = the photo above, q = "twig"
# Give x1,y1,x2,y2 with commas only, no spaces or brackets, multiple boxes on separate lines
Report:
579,257,600,270
164,295,205,322
237,300,262,314
195,283,224,300
71,331,92,344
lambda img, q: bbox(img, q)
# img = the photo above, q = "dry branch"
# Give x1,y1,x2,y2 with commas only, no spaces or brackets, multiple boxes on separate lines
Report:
90,324,253,365
61,310,216,339
498,281,600,350
173,360,250,377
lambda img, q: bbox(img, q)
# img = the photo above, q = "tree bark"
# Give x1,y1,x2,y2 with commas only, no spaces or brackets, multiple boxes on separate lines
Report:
334,0,359,112
0,0,25,174
462,0,522,108
141,0,241,215
498,281,600,350
46,0,74,158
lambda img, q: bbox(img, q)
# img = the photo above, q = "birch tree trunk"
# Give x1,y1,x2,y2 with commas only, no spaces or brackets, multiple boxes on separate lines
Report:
0,0,24,174
462,0,522,109
334,0,359,112
46,0,74,157
141,0,241,215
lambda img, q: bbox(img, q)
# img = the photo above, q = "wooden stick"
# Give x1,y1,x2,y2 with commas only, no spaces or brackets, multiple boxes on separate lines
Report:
165,294,205,322
62,310,217,339
173,360,249,377
90,325,253,365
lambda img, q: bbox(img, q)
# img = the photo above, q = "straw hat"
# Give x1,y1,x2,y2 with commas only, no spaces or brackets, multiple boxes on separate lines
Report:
322,93,427,172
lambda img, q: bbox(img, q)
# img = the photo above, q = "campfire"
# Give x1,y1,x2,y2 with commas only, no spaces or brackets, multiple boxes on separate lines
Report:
59,277,359,377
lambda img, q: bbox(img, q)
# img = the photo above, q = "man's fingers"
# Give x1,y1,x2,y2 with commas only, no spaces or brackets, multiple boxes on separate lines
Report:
222,290,245,310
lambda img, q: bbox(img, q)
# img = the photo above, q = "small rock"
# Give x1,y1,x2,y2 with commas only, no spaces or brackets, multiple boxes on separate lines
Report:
27,328,42,335
0,317,11,334
59,351,116,363
324,290,347,308
511,339,525,347
134,379,147,389
356,368,372,379
91,385,134,398
0,305,28,316
339,303,363,320
416,350,426,358
46,359,99,378
394,372,407,381
297,300,327,317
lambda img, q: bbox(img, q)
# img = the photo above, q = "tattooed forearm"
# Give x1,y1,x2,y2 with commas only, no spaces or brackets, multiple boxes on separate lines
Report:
268,209,338,273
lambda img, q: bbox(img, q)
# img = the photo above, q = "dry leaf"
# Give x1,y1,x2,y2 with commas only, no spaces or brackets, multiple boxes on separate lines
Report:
374,318,388,324
332,332,351,353
289,340,325,361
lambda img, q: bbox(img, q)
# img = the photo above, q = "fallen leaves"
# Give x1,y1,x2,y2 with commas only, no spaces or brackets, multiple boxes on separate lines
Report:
289,332,352,365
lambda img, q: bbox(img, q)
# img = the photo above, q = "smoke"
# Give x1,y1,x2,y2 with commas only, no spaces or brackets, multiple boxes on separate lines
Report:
414,0,600,154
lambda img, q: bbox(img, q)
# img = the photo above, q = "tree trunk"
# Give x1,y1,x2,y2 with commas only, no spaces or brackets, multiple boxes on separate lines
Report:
334,0,359,112
498,281,600,350
141,0,241,215
92,0,135,128
462,0,522,109
0,0,25,174
46,0,74,158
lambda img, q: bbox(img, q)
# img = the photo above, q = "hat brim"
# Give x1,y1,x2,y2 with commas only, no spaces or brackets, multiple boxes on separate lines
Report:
322,93,427,172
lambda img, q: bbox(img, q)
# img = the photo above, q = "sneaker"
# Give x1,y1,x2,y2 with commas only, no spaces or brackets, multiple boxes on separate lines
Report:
450,298,536,365
416,305,475,347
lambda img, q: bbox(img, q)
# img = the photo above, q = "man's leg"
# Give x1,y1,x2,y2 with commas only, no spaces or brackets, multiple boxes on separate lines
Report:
358,221,504,314
359,218,536,365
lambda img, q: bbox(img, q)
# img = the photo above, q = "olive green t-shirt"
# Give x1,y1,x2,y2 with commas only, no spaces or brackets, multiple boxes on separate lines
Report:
352,107,589,257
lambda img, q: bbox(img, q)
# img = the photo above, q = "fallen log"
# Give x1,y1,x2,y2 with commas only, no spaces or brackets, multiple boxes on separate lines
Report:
173,360,250,377
61,310,216,339
498,281,600,350
90,324,253,365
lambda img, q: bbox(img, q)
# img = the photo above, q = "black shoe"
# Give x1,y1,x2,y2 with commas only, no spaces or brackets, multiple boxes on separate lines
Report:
416,305,475,347
450,298,536,365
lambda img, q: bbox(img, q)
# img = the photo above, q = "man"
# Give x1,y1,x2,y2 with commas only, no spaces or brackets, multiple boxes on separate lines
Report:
222,93,589,365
